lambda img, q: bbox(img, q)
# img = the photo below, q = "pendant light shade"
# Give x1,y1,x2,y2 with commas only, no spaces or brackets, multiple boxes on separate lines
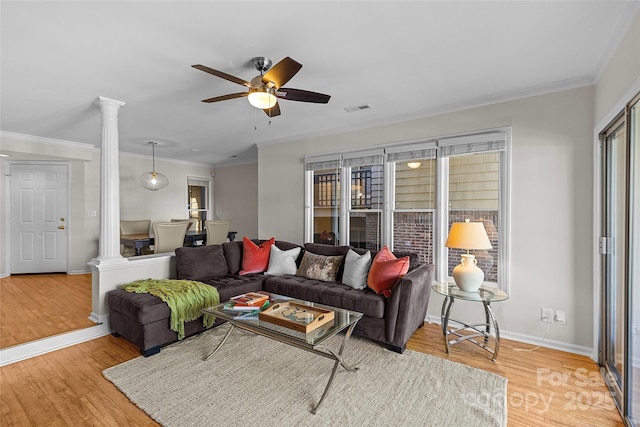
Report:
140,142,169,191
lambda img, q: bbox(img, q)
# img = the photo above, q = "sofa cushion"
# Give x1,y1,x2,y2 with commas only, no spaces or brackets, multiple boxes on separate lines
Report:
200,275,267,301
342,249,372,290
175,245,228,281
240,237,275,275
265,245,302,275
263,275,385,318
223,241,244,274
107,289,170,324
367,246,410,297
297,251,343,282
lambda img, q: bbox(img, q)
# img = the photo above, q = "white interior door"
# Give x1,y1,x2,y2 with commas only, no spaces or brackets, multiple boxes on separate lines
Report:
10,163,69,274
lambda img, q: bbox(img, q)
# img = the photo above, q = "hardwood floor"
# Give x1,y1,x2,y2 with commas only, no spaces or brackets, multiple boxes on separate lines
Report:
0,274,94,349
0,321,624,426
408,325,624,426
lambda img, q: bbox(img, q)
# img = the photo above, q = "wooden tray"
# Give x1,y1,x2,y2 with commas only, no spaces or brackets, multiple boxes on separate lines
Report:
259,301,335,333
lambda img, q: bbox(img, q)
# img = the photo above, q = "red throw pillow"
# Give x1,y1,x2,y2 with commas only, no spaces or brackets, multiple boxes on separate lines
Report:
239,237,276,275
367,246,410,297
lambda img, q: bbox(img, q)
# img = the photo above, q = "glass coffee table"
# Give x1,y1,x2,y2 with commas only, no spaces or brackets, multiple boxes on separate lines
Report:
202,294,363,414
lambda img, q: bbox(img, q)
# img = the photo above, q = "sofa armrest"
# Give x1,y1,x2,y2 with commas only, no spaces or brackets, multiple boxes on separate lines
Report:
384,263,435,349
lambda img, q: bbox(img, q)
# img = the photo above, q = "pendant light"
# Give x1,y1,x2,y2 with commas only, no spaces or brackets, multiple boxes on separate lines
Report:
140,141,169,191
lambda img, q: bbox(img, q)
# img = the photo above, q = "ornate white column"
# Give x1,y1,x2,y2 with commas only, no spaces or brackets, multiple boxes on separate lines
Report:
95,96,125,260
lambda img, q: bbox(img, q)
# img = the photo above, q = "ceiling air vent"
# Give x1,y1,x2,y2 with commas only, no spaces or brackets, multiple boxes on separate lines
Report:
344,104,372,113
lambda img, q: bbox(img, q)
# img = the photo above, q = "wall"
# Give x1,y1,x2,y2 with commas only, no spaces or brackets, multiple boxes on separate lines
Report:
0,132,100,276
0,132,214,277
119,153,213,224
258,86,595,351
213,163,259,239
594,12,640,125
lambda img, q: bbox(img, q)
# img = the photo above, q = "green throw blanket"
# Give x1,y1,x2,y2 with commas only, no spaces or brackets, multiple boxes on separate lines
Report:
123,279,220,340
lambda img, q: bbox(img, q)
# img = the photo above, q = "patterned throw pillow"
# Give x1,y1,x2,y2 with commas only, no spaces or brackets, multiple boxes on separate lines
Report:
367,246,410,297
239,237,275,275
296,251,343,282
265,245,302,276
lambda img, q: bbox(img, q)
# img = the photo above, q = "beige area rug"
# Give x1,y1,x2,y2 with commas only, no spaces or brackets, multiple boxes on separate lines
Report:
104,326,507,426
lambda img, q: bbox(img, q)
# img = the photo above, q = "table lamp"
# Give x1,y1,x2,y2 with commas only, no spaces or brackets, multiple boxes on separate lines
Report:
445,219,492,292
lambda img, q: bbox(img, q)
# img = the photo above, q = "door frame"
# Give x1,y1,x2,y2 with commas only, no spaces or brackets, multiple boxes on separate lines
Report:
593,82,640,425
594,80,640,360
7,161,71,275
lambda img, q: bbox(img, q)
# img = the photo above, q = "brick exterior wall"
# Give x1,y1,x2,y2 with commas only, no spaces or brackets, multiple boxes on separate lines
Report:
393,212,434,264
392,209,499,283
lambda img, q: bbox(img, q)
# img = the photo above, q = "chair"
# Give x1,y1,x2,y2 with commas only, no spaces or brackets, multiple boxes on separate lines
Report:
170,218,196,230
120,219,151,256
152,221,190,254
205,219,231,245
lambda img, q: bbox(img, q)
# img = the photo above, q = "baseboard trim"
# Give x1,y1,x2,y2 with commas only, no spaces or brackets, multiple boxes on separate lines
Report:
424,316,593,360
499,330,593,359
0,322,111,367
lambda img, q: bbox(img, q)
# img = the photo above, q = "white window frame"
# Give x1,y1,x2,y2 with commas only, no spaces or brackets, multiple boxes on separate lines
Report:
303,128,511,292
435,130,511,292
186,176,211,230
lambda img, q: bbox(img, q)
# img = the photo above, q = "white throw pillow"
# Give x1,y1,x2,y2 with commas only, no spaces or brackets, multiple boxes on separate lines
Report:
342,249,372,290
265,245,301,276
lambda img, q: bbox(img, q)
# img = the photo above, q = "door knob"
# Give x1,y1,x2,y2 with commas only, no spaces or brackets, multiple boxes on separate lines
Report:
58,225,65,229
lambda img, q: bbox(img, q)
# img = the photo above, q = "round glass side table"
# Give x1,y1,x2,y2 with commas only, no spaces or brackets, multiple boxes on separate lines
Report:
431,282,509,361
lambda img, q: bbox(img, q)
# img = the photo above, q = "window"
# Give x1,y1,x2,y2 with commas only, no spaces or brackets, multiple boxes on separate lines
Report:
304,128,510,290
344,150,384,251
437,132,507,288
187,177,210,232
306,154,342,245
387,143,437,264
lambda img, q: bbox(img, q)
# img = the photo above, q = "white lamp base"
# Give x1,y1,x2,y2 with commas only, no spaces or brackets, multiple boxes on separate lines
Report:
452,254,484,292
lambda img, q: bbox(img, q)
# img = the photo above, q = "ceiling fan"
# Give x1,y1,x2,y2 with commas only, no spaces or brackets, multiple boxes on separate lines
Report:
192,57,330,117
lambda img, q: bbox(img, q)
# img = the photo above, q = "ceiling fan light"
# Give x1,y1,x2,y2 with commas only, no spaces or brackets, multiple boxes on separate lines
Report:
248,90,277,109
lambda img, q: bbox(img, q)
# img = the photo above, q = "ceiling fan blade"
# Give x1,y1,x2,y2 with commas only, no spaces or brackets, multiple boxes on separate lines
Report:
276,88,331,104
192,64,250,87
263,102,281,117
201,92,248,103
262,57,302,89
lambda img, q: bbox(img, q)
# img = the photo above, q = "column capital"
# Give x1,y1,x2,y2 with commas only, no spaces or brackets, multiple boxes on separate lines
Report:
95,96,126,112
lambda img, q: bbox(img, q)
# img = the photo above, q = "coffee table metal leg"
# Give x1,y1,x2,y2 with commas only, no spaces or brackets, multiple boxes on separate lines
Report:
311,321,359,414
203,324,235,361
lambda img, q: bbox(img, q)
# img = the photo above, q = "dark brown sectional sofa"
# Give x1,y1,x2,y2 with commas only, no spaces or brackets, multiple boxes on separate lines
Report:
107,240,434,356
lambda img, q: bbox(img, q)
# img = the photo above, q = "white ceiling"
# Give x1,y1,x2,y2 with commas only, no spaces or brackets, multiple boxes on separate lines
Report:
1,1,638,166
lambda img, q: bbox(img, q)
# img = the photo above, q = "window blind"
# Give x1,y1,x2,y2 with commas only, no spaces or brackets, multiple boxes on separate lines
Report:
187,177,210,187
437,131,506,157
304,153,342,171
342,148,384,167
385,141,437,162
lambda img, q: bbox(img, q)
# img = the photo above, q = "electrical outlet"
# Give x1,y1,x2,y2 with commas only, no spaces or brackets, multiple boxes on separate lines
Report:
555,310,566,324
541,308,554,323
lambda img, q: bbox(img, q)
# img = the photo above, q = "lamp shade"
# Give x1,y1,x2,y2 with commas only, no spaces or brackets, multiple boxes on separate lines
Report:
140,171,169,191
445,220,492,250
140,141,169,191
248,90,277,109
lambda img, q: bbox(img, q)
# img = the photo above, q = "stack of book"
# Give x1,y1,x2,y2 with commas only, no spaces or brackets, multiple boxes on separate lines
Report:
223,292,270,313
